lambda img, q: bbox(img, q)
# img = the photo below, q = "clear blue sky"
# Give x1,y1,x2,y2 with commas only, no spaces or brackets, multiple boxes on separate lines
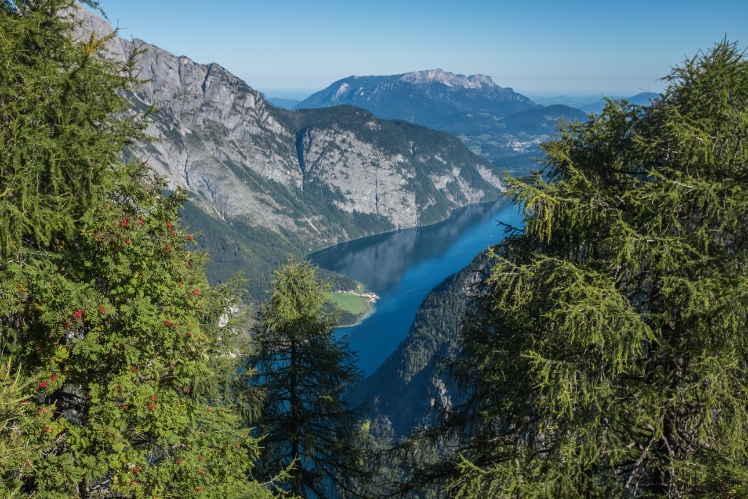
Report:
94,0,748,100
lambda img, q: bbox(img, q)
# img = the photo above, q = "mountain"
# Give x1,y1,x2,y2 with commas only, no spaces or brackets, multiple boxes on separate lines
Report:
351,251,492,436
76,8,505,297
579,92,661,114
295,70,588,168
296,69,538,126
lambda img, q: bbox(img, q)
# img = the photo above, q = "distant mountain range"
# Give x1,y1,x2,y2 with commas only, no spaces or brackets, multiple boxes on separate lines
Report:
296,70,589,167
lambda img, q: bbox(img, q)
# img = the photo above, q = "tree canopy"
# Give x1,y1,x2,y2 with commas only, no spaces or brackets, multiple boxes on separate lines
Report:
247,258,371,498
0,1,272,496
417,41,748,498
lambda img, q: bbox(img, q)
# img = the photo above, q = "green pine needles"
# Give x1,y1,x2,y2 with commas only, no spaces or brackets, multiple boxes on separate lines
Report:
245,258,372,498
422,41,748,498
0,1,272,497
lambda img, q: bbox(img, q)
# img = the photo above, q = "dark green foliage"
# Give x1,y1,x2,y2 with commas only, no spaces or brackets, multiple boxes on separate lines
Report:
0,2,271,496
245,259,371,498
0,0,149,258
418,41,748,498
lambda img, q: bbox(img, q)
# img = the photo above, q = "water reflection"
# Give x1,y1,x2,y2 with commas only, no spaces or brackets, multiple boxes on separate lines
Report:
309,200,505,293
307,199,522,375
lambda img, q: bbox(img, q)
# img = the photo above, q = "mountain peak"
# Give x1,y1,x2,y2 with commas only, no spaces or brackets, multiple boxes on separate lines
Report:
399,69,499,89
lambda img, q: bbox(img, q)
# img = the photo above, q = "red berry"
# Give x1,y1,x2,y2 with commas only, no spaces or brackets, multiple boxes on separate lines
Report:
176,459,182,465
193,289,200,295
165,243,171,251
125,238,131,245
199,455,204,461
148,403,155,410
44,426,51,433
189,234,193,241
235,443,240,449
167,220,172,231
99,306,106,314
138,218,144,225
121,217,128,227
151,395,157,401
134,466,141,473
179,281,183,287
206,406,211,413
63,322,69,328
196,487,201,493
166,319,172,327
131,366,138,372
39,382,48,389
50,375,58,382
73,309,83,319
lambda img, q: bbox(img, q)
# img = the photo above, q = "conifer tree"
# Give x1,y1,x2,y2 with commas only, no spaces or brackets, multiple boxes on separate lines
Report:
247,258,371,498
0,1,272,496
415,41,748,498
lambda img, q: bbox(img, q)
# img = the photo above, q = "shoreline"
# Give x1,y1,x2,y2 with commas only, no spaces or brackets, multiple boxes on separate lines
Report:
337,299,377,328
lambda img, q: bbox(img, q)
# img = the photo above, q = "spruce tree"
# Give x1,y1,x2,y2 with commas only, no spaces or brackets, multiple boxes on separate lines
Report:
0,1,272,496
246,258,371,498
418,41,748,498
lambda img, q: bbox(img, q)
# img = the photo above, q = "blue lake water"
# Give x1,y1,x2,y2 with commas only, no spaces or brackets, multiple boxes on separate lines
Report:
308,198,523,375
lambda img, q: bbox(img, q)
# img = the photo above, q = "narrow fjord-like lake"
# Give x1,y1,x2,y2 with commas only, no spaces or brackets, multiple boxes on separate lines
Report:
308,198,523,375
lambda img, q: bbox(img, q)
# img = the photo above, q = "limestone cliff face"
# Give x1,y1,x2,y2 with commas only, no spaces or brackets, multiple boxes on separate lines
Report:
75,6,503,250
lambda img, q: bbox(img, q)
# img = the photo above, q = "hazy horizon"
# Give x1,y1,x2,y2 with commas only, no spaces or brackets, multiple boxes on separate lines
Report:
94,0,746,98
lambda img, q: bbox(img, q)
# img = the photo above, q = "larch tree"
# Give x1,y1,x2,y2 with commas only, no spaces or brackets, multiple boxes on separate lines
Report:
0,1,272,497
413,41,748,499
246,258,372,498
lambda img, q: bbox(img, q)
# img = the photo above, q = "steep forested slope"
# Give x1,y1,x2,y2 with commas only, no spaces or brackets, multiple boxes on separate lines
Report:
351,251,493,436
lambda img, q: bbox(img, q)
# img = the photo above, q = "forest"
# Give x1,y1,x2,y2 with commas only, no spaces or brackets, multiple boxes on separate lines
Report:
3,0,748,497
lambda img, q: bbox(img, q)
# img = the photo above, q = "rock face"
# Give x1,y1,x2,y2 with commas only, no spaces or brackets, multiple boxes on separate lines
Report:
75,6,503,252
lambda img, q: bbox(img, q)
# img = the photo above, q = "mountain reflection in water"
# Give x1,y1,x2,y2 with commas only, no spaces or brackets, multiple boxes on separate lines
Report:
308,198,522,375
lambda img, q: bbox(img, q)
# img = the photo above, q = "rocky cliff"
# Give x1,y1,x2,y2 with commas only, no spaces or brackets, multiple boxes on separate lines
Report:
76,7,504,261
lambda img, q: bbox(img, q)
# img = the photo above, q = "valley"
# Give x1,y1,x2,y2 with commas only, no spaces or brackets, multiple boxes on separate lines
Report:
309,199,522,375
7,1,738,496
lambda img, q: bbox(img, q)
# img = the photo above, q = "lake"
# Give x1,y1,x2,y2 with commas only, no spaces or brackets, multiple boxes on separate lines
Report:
308,198,523,375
